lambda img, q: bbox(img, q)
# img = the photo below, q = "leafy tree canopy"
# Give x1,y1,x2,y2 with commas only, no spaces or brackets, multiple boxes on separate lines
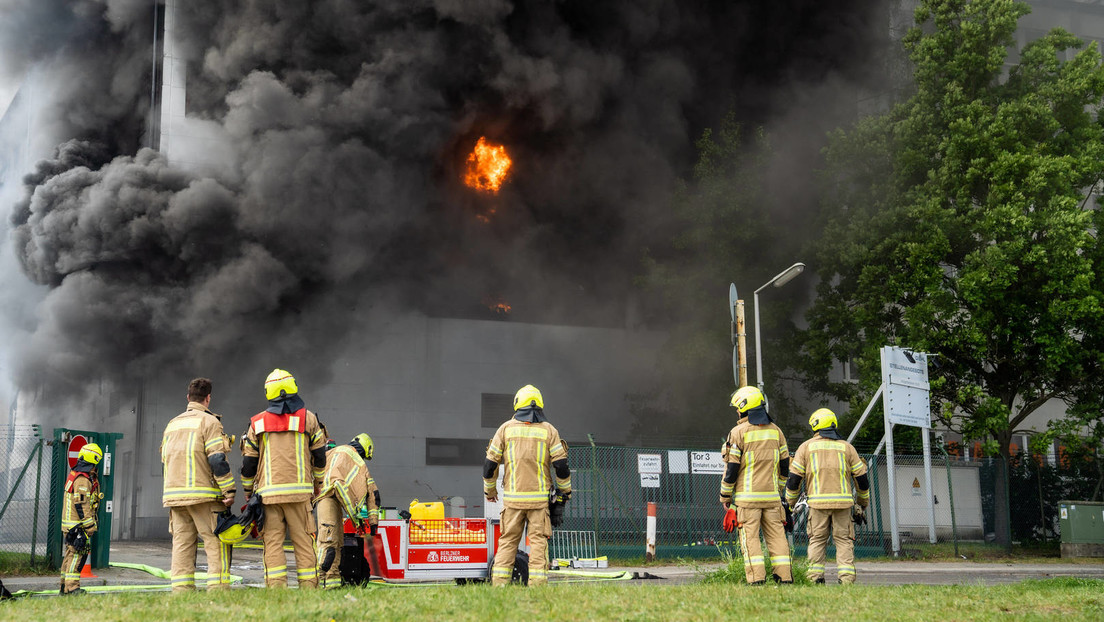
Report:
803,0,1104,462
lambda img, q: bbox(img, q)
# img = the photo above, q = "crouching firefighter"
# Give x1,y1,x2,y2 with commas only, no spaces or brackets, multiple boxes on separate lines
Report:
314,433,381,587
785,409,870,584
719,386,792,584
241,369,328,588
59,443,104,595
484,385,570,587
161,378,237,592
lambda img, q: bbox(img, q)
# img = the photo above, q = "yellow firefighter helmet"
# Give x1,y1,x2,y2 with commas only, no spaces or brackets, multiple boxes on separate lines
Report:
78,443,104,466
513,384,544,411
216,512,250,545
264,368,299,400
352,433,374,460
729,386,765,414
809,408,838,432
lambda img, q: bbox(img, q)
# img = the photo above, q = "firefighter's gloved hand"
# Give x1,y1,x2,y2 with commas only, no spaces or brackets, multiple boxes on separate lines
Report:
722,507,739,533
222,490,235,507
852,504,867,526
782,504,794,533
369,523,378,537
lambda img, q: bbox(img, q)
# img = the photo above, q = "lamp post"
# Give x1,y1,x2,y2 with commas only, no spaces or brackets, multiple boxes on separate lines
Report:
753,262,805,391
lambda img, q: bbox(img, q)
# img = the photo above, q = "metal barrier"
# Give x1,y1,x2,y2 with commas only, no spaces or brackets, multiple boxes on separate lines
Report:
0,425,51,570
549,530,597,562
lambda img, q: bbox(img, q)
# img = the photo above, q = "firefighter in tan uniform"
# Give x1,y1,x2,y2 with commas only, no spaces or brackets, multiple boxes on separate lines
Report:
161,378,236,592
484,385,571,587
59,443,103,595
785,409,870,584
241,369,328,588
315,433,381,587
719,386,792,584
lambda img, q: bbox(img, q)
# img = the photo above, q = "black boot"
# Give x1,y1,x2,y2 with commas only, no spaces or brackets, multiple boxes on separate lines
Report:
814,578,825,585
60,588,87,596
748,580,765,585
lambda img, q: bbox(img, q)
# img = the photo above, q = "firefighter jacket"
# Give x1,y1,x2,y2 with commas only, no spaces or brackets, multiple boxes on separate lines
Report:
315,445,380,525
241,407,327,503
161,402,235,507
720,417,790,508
61,471,97,534
484,419,570,510
786,433,869,509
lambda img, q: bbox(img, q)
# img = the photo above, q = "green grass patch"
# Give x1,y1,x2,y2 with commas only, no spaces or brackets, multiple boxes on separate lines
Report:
2,579,1103,621
694,549,811,585
0,551,55,576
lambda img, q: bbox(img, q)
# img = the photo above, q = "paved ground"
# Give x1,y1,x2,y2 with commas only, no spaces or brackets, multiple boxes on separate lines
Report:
3,540,1104,593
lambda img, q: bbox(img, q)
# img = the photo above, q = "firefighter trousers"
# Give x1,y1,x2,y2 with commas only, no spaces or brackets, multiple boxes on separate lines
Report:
736,505,792,583
807,507,856,584
59,543,88,593
492,506,551,586
169,501,231,591
316,496,343,587
261,500,318,588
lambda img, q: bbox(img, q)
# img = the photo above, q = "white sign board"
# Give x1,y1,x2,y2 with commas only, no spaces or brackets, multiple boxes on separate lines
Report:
882,346,931,428
639,473,661,488
637,453,662,474
690,451,725,474
668,451,689,474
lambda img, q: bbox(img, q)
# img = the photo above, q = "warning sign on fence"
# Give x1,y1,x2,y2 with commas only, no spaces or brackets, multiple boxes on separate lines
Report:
690,451,725,474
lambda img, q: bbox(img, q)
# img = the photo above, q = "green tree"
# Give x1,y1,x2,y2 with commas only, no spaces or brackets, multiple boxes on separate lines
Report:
801,0,1104,547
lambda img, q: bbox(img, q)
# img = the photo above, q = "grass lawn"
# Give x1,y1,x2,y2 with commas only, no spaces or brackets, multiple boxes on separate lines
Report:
2,579,1102,621
0,551,55,576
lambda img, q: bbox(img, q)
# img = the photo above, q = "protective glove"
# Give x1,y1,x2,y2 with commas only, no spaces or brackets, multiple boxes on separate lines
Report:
369,523,378,537
549,490,570,528
722,507,739,533
782,503,794,534
852,504,867,526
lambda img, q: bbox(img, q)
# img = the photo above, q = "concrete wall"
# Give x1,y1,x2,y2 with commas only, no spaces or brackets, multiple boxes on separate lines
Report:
870,461,985,541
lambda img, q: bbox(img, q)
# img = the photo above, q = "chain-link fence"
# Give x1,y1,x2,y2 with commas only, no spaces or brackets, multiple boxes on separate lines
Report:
556,440,1099,561
0,425,52,570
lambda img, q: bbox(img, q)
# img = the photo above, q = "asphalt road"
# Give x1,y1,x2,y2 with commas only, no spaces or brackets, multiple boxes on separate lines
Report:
3,540,1103,593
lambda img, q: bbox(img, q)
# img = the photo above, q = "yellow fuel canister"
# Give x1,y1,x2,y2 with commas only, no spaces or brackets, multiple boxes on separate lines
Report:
408,498,445,520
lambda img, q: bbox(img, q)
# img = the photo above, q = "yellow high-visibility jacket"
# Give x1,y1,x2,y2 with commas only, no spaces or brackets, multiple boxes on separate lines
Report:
721,418,790,508
161,402,235,507
484,420,570,509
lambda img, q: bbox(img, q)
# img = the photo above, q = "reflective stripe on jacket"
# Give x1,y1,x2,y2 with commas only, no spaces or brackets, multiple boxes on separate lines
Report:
62,473,96,532
790,434,868,509
721,418,789,508
161,403,235,507
485,420,569,510
242,407,326,503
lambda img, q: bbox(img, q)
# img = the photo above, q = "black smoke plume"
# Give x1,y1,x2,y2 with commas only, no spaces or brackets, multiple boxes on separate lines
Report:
2,0,887,400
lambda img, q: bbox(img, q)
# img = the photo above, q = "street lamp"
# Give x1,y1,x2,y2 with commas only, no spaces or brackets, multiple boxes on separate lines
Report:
753,262,805,391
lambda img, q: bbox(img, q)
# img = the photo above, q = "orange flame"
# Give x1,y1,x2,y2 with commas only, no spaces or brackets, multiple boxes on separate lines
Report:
483,296,512,315
464,137,512,193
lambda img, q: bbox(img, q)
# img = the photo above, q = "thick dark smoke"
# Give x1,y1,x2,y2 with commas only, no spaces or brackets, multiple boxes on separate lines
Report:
2,0,886,399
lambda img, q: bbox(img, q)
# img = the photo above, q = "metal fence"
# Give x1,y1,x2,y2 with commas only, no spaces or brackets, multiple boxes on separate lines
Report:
0,425,52,569
557,441,1098,560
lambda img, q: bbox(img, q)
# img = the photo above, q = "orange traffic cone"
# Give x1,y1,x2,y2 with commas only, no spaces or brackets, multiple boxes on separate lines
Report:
79,561,97,579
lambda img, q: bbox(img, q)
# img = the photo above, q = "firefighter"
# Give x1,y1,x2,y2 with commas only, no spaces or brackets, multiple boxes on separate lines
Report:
161,377,236,592
59,442,103,595
314,433,381,587
483,385,570,587
241,369,328,588
719,386,792,584
785,408,870,584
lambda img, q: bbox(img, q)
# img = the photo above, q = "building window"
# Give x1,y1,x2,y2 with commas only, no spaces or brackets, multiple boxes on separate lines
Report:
842,358,859,383
481,393,514,428
425,438,487,466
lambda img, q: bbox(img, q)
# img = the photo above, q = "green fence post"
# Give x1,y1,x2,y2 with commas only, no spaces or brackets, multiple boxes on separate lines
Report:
684,471,692,551
31,434,45,567
47,429,66,569
588,434,600,548
937,443,958,558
